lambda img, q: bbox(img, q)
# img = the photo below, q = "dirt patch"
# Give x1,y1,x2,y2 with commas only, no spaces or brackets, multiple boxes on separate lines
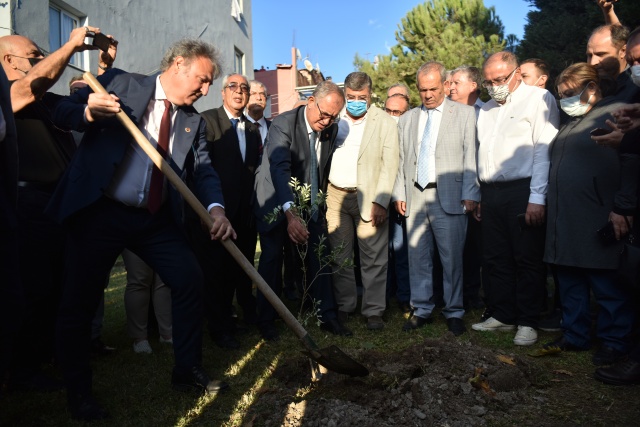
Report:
247,335,638,426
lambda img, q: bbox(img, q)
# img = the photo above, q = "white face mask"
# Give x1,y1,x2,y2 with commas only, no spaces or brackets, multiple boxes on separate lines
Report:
524,75,542,88
486,69,516,103
631,65,640,88
391,115,400,124
559,85,593,117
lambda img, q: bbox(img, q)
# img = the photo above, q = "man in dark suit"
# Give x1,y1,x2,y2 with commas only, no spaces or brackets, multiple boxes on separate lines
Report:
196,74,261,349
49,39,234,420
0,64,19,388
246,79,270,143
254,80,350,340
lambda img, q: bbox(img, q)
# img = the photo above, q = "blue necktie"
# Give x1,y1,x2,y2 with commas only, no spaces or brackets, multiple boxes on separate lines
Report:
309,131,319,221
230,117,239,130
417,109,432,188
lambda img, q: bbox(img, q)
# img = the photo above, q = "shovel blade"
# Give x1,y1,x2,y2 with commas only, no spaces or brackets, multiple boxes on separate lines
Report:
302,345,369,377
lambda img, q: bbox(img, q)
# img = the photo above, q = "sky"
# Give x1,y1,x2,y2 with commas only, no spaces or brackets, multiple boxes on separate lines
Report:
252,0,534,83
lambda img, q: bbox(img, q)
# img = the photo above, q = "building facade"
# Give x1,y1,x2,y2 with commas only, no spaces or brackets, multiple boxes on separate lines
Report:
0,0,253,110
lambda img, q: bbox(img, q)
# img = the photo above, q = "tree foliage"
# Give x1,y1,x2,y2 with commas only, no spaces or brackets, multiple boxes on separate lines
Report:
517,0,640,85
355,0,509,105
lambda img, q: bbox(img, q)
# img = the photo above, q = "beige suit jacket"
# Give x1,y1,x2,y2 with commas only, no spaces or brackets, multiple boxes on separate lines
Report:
355,105,399,221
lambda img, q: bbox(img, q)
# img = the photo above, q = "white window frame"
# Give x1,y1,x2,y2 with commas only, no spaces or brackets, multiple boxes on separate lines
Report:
234,47,244,75
49,2,87,70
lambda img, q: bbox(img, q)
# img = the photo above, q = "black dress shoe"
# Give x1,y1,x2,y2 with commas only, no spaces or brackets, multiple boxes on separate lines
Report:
446,317,467,336
595,358,640,385
592,346,627,366
402,315,433,331
68,393,109,421
214,333,240,349
398,301,412,314
320,318,353,336
259,323,280,341
172,366,229,394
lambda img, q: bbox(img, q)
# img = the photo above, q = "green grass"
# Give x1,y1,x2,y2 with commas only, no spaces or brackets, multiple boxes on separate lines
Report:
1,255,638,426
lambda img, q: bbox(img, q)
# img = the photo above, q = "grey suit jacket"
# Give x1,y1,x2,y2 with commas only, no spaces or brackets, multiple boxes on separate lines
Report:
392,97,479,216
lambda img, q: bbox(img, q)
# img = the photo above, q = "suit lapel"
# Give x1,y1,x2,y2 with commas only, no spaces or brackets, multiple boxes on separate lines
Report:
436,98,453,145
358,107,376,159
171,110,200,170
122,74,156,124
410,107,421,158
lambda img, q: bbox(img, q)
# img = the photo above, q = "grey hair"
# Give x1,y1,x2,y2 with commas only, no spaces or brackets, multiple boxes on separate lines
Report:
452,65,483,93
416,61,446,83
312,80,345,102
249,79,268,95
160,38,222,79
344,72,372,92
387,83,410,97
484,51,518,70
221,73,248,89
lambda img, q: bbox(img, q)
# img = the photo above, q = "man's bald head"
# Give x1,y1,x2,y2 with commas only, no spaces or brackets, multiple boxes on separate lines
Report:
0,35,44,80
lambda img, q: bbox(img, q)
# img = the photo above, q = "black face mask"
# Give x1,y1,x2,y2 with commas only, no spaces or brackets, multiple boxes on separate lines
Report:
27,57,42,67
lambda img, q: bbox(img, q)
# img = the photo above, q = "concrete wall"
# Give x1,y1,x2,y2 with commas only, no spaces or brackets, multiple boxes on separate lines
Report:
2,0,253,111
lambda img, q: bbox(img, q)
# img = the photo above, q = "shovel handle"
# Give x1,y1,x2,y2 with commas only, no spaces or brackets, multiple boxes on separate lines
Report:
82,72,310,342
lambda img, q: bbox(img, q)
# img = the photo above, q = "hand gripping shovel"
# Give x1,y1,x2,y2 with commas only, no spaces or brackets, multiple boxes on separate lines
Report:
83,72,368,377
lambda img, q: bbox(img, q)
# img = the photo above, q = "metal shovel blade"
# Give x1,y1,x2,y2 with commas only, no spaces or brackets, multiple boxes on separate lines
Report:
302,345,369,377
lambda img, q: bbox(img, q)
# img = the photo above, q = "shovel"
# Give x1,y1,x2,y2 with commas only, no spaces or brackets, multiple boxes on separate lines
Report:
82,72,368,378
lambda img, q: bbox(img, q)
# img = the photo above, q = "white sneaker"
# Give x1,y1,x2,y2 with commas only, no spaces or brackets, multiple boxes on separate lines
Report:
133,340,153,354
471,317,516,332
513,326,538,346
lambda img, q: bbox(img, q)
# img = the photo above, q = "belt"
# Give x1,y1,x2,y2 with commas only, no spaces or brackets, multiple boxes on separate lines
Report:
330,182,357,193
414,182,437,190
17,180,58,193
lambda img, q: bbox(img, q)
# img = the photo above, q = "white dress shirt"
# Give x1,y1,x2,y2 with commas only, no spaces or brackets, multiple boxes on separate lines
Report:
476,83,559,205
223,106,246,162
329,111,366,188
416,102,444,186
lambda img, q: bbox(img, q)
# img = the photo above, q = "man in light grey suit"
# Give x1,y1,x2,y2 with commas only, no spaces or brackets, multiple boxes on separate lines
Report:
393,61,479,336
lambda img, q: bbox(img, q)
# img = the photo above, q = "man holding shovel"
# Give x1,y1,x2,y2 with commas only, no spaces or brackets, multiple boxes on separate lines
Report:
49,39,234,421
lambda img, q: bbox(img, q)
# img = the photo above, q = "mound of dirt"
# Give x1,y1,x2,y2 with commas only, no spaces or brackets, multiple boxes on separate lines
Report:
249,335,553,426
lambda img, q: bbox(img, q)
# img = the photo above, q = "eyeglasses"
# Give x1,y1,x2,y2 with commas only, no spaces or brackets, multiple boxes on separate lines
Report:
384,108,406,117
225,82,250,94
482,68,517,88
315,101,340,123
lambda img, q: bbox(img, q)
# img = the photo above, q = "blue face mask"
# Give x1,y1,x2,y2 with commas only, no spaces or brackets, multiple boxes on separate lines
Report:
346,100,368,117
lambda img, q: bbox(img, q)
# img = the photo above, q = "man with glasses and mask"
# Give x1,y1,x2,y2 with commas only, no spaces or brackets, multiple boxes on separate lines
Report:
0,27,106,392
196,74,262,349
254,80,350,341
471,51,559,347
325,72,398,331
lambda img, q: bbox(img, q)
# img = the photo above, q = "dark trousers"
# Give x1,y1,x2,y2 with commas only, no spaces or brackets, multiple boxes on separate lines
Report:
386,207,410,303
256,215,337,325
187,207,257,338
56,197,204,395
0,188,22,381
13,186,65,369
463,216,485,301
480,179,546,327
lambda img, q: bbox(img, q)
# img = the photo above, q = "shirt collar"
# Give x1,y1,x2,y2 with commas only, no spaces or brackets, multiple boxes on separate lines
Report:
421,100,444,113
303,106,314,136
155,76,176,110
223,105,244,121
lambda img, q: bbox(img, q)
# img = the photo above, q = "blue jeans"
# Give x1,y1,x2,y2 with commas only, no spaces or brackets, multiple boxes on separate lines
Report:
556,265,634,351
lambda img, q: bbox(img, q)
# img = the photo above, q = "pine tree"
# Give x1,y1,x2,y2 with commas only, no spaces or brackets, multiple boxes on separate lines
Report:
355,0,509,104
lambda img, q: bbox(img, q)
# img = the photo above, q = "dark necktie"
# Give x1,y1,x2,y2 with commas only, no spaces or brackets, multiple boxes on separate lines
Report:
147,99,171,213
255,121,264,155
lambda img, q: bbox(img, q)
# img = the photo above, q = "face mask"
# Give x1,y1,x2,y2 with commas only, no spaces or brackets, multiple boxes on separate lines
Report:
486,70,516,103
346,100,368,117
560,85,593,117
631,65,640,88
391,115,400,124
524,75,542,87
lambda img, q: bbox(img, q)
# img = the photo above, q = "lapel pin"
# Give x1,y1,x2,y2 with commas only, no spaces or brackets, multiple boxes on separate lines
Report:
185,127,191,133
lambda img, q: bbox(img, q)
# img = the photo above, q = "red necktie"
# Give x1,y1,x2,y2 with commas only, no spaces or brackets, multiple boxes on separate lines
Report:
147,99,171,213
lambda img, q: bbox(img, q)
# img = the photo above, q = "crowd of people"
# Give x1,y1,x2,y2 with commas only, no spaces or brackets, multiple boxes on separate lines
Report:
1,0,640,422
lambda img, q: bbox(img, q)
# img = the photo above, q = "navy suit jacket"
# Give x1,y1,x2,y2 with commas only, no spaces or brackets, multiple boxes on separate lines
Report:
47,68,223,224
253,105,338,233
0,66,18,226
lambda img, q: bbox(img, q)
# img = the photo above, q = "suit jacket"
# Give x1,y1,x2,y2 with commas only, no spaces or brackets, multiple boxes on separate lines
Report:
352,105,399,221
254,105,338,232
47,68,223,224
392,97,479,215
200,106,261,220
0,65,18,226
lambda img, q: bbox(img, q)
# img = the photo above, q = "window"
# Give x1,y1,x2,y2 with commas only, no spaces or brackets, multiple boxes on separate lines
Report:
49,4,84,68
234,48,244,75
